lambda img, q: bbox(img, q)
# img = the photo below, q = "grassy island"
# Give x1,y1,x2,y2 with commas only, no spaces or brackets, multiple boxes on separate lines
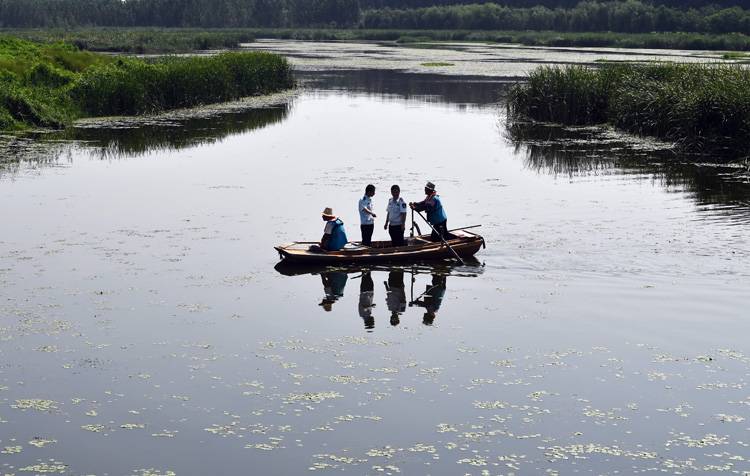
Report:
0,36,293,130
507,63,750,158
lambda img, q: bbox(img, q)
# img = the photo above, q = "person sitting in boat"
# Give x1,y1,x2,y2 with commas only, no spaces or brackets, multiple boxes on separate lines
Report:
320,207,348,252
410,181,449,241
384,184,407,247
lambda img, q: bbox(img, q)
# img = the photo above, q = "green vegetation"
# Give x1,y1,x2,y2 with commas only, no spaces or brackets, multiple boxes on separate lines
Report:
0,0,747,33
721,51,750,60
5,28,257,54
507,63,750,157
361,2,750,35
0,36,293,130
9,27,750,53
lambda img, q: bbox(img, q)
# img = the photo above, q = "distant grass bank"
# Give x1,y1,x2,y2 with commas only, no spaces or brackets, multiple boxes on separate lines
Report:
507,63,750,158
0,36,293,130
6,28,750,53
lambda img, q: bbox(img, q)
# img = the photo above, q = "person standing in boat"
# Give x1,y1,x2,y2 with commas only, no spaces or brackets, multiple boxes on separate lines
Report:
410,182,449,241
358,184,377,246
320,207,348,252
384,184,407,247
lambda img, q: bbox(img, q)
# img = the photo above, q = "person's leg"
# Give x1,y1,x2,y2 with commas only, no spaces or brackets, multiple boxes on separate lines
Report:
361,224,374,246
388,225,404,246
437,220,449,239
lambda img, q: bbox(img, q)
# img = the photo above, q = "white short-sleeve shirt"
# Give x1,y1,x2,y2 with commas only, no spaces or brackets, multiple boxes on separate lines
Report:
359,196,374,225
386,197,407,225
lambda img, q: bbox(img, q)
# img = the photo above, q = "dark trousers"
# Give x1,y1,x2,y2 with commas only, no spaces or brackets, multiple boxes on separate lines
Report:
360,224,374,246
388,225,405,247
431,220,449,241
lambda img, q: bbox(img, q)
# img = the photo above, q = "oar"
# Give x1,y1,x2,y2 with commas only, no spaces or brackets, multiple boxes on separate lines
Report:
414,210,465,265
447,225,482,233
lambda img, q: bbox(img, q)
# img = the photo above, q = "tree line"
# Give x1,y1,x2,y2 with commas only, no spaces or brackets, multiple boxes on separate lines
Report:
0,0,748,33
362,1,750,34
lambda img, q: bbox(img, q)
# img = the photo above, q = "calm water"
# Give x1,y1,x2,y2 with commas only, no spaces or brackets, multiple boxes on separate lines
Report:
1,44,750,475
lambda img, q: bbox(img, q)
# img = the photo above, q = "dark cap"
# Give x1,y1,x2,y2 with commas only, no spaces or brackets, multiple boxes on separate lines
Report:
425,182,436,191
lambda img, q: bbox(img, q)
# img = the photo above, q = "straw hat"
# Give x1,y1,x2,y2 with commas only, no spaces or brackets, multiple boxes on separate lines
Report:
322,207,335,218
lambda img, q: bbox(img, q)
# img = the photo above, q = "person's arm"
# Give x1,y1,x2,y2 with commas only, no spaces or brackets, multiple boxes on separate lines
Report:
361,206,377,218
399,211,407,230
384,205,389,229
320,222,332,249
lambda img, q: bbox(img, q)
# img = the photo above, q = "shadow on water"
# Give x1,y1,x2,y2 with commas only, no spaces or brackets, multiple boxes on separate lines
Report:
297,69,512,108
0,104,291,177
505,121,750,222
67,104,291,160
275,259,483,331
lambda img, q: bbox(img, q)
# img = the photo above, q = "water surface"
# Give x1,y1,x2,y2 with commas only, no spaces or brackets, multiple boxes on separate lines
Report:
1,44,749,475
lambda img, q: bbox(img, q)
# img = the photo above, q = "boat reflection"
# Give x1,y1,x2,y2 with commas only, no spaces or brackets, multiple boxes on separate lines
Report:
275,260,482,330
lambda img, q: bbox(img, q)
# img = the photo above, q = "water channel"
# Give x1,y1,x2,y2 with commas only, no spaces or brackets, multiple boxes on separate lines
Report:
0,41,749,475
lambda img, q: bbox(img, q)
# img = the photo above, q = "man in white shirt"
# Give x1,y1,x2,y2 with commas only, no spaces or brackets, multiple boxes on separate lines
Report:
383,184,407,246
358,184,376,246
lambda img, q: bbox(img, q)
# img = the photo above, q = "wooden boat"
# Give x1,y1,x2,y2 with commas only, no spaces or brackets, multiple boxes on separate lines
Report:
274,229,485,265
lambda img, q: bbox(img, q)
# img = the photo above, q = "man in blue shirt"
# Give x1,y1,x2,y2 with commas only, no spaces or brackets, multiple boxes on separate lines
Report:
358,184,377,246
410,182,449,241
320,207,348,251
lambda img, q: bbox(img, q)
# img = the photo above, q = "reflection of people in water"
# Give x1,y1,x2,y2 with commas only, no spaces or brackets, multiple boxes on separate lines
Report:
358,271,376,330
412,274,446,325
319,272,347,312
384,270,407,326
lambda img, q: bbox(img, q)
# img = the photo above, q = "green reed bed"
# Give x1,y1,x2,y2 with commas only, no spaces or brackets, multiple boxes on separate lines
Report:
0,36,293,130
508,63,750,157
5,28,257,54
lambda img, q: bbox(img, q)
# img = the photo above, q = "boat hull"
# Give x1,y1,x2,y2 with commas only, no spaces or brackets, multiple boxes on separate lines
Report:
275,231,484,265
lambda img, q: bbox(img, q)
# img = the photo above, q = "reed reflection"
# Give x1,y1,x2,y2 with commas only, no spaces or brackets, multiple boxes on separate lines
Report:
298,70,508,108
506,121,750,222
71,105,291,159
275,261,482,329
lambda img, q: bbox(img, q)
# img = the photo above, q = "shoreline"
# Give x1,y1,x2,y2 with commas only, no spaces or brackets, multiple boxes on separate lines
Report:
5,27,750,54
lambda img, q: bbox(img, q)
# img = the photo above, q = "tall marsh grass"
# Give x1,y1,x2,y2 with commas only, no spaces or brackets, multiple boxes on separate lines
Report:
0,36,293,130
508,63,750,157
71,52,293,116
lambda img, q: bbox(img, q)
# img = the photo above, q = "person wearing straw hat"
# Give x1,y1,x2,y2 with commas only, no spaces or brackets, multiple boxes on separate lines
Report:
320,207,348,251
410,181,449,241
